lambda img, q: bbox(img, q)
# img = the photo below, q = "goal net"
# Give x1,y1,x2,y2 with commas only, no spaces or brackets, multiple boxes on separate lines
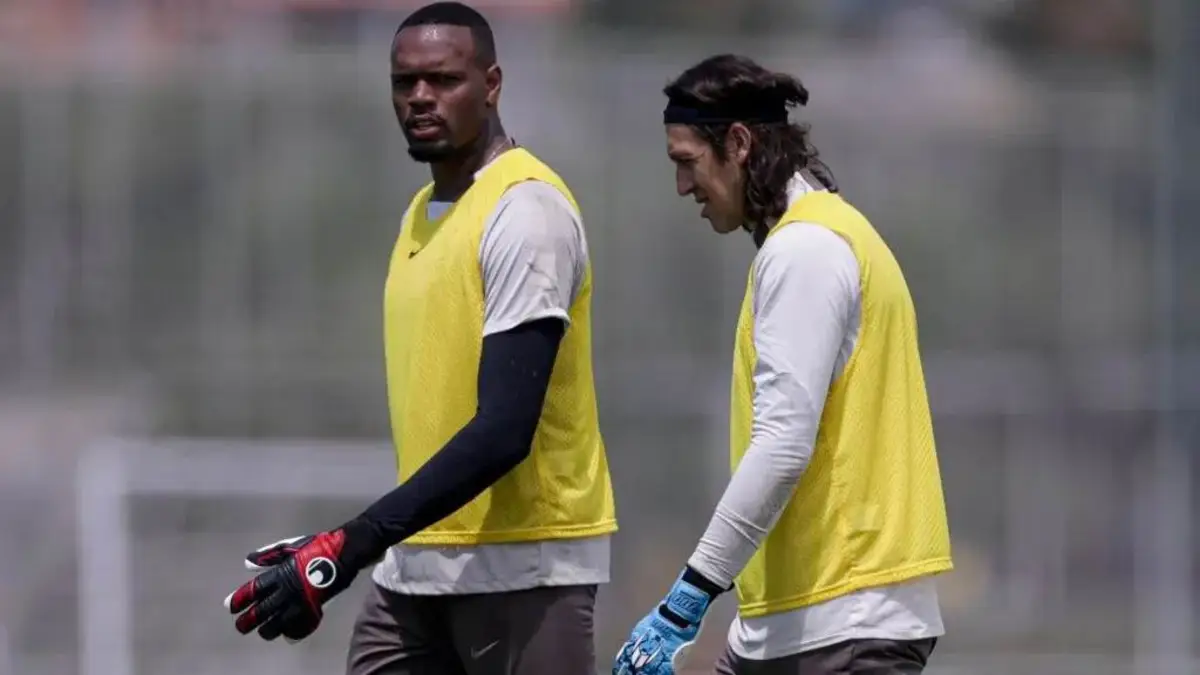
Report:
76,437,394,675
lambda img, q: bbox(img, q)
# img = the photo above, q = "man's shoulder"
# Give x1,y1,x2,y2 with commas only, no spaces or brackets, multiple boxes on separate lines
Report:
757,222,854,266
480,179,589,275
492,179,581,225
496,148,579,210
511,147,571,185
751,222,859,301
500,178,565,201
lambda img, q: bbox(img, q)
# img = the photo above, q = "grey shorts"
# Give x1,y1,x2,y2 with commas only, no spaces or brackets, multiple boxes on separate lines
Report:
714,637,937,675
346,581,598,675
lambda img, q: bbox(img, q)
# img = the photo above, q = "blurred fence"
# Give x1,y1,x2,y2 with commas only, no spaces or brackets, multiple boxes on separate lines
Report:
1,11,1197,675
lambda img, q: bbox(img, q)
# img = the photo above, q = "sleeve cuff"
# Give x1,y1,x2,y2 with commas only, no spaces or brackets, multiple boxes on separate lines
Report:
683,564,732,597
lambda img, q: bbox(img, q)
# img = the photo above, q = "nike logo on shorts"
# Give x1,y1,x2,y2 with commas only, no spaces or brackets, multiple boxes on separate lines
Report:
471,639,500,659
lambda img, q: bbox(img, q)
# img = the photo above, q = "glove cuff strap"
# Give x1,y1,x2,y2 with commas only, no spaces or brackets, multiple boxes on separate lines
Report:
661,574,714,627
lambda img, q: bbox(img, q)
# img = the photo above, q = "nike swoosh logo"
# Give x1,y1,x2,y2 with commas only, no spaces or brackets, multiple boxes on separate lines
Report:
471,640,500,659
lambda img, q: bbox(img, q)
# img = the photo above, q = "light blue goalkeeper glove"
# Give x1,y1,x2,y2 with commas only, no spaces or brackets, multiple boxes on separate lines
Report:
612,567,724,675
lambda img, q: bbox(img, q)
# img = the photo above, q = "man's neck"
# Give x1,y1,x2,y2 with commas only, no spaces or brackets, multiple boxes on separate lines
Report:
430,121,511,202
749,169,823,249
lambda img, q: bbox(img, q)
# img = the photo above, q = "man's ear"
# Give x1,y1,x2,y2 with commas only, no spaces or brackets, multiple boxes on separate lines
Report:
485,64,502,108
726,122,753,166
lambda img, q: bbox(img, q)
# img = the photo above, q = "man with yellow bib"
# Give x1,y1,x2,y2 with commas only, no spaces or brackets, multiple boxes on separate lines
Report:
613,54,952,675
224,3,617,673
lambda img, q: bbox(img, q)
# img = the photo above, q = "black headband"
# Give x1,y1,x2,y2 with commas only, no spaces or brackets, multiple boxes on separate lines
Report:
662,100,789,126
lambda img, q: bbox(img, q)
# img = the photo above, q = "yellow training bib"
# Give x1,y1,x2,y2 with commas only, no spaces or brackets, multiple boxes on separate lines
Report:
383,148,616,546
731,191,952,618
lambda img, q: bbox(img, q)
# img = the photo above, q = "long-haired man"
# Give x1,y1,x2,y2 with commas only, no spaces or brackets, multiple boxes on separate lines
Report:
613,54,953,675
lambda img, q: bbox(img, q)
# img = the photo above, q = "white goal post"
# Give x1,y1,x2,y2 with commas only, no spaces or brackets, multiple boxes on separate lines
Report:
75,437,394,675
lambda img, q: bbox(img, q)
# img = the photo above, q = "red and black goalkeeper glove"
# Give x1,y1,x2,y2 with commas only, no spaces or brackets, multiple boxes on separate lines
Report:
223,530,358,642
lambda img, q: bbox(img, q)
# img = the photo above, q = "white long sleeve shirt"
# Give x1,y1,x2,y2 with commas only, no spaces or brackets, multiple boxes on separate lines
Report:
687,174,944,660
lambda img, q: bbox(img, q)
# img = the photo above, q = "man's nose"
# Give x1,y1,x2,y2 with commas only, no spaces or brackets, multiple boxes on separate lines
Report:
675,169,692,197
409,79,436,104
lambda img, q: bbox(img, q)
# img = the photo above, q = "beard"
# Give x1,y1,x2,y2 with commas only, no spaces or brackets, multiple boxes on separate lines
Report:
406,140,459,163
403,127,479,164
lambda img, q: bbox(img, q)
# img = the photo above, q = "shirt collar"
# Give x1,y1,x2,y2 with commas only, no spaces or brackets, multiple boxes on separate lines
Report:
762,172,820,231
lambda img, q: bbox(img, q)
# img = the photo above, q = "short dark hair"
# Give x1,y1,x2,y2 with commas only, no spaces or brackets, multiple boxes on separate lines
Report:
397,2,497,66
664,54,836,237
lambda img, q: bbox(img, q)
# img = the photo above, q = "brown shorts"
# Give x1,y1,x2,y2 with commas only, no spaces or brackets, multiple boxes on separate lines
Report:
345,581,598,675
713,637,938,675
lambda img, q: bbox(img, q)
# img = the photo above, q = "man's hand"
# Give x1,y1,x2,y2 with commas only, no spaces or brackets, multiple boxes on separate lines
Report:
613,571,717,675
223,529,357,642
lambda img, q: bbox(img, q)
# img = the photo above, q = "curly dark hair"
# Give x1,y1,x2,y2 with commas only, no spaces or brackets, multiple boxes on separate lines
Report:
663,54,837,243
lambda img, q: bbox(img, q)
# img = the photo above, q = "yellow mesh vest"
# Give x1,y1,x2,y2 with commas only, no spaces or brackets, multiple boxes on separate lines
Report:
383,148,617,546
731,191,952,618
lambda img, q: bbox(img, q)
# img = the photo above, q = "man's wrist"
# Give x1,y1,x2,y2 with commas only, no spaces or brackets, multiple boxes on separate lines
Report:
657,566,726,629
335,517,388,571
682,565,729,598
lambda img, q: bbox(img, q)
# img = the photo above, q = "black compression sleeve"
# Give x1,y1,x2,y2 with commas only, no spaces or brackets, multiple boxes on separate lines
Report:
337,317,566,569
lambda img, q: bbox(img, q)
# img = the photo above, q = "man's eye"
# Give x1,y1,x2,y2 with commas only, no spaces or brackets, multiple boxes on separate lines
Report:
391,74,460,90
